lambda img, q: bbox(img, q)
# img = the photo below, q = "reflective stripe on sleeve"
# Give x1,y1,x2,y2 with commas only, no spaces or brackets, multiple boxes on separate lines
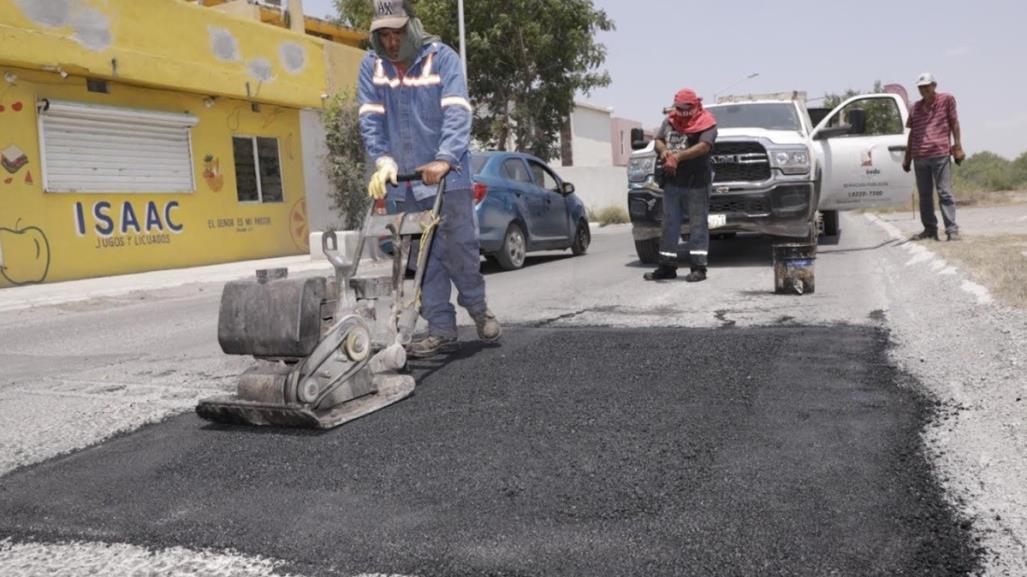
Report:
441,96,472,111
359,103,386,115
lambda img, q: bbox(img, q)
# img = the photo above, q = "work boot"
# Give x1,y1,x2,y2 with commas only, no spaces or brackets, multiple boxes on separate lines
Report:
407,335,459,358
643,264,677,281
684,267,707,283
946,231,962,241
472,308,502,342
912,230,939,241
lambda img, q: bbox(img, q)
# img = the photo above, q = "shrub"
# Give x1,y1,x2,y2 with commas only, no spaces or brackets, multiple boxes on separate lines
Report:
322,93,369,230
593,205,629,227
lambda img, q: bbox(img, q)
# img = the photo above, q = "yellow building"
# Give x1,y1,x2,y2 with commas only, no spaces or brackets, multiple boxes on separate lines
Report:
0,0,364,287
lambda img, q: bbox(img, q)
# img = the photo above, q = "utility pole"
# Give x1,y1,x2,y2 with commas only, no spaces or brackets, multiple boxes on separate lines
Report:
457,0,468,80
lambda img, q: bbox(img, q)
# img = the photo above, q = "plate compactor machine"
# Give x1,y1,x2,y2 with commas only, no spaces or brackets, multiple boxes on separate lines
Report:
196,174,441,429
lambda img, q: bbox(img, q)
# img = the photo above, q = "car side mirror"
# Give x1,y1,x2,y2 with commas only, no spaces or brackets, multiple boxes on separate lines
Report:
630,127,648,151
846,108,867,135
561,181,575,195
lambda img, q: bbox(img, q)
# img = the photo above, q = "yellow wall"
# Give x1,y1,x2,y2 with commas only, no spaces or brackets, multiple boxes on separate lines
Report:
0,0,349,109
0,67,311,287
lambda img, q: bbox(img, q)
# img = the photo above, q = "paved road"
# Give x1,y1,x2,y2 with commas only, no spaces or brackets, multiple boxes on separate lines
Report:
2,214,1015,575
0,326,978,576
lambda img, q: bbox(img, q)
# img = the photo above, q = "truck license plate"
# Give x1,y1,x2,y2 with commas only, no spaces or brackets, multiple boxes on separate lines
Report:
708,213,727,229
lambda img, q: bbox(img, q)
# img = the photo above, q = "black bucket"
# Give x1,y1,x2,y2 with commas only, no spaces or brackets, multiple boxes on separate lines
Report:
772,243,816,295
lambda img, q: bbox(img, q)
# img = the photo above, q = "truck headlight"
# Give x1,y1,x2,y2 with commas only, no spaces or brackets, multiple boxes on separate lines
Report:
628,156,655,181
769,148,810,175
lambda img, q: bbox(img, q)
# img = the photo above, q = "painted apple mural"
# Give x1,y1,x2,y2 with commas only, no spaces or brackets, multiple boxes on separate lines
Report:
0,218,51,286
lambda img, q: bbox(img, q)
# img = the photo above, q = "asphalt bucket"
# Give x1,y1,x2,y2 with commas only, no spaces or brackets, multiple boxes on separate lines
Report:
772,243,816,295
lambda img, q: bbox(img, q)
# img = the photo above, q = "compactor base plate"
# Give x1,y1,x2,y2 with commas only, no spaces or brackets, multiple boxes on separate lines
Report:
196,373,414,429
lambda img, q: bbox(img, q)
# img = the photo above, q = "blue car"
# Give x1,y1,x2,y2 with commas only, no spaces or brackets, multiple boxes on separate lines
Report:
470,151,591,270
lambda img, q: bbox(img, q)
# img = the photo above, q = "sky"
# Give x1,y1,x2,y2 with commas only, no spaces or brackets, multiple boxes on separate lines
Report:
302,0,1026,159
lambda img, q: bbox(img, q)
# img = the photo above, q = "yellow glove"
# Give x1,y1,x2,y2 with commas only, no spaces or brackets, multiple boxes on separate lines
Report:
368,157,398,199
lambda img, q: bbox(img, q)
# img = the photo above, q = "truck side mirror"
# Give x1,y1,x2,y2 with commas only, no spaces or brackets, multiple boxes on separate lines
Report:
630,127,648,151
846,108,867,135
561,181,576,195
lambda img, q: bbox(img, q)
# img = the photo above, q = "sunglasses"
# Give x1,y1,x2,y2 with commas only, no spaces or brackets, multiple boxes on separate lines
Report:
674,104,693,112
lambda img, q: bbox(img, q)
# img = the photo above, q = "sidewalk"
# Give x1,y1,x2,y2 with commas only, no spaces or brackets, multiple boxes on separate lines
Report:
0,255,333,313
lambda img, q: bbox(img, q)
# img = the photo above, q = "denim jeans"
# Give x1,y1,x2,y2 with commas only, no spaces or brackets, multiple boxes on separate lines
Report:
397,186,486,339
659,182,710,268
914,156,958,234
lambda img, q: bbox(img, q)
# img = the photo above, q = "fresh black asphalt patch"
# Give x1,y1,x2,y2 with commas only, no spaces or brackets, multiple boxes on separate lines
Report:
0,326,980,576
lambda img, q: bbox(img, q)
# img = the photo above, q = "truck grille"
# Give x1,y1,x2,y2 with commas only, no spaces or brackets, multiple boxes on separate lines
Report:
710,196,771,215
711,142,770,183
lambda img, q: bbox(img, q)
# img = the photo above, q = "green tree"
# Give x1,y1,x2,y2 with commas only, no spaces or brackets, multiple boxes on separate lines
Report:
334,0,614,160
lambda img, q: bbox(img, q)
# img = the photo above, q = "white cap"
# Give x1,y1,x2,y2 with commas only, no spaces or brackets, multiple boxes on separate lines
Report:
915,72,937,87
369,0,410,32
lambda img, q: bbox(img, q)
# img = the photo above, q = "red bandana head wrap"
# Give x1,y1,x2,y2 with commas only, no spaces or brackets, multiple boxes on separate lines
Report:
668,89,716,134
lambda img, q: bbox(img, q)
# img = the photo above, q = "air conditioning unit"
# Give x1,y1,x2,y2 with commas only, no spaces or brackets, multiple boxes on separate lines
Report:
254,0,283,7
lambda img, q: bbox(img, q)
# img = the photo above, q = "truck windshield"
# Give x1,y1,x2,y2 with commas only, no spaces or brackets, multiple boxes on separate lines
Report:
707,103,802,132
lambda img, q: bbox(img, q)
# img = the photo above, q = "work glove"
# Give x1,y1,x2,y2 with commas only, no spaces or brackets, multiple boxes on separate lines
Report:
368,157,398,199
951,144,966,166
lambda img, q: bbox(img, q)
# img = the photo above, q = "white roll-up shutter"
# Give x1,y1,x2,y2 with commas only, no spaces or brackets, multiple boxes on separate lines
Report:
39,99,198,193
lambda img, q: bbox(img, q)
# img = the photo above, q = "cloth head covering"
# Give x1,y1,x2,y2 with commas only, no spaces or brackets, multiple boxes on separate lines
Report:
369,0,440,66
668,89,717,134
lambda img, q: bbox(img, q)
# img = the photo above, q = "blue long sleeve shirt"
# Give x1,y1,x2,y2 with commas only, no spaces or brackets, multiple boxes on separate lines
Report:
357,41,473,200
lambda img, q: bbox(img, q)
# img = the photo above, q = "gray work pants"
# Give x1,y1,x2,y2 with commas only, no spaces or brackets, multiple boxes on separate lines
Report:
914,156,958,234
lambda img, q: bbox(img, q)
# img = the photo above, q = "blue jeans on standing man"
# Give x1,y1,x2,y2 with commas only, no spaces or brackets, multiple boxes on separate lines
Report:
660,182,711,269
914,155,958,235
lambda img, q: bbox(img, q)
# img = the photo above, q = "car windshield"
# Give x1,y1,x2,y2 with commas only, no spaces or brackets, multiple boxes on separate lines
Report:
470,155,488,175
707,103,802,132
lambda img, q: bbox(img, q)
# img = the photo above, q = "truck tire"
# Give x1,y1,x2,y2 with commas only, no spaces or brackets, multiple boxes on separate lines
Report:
635,238,659,264
821,210,839,237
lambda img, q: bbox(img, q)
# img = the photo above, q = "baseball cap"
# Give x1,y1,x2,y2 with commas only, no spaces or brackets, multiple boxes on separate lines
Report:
915,72,937,86
370,0,410,32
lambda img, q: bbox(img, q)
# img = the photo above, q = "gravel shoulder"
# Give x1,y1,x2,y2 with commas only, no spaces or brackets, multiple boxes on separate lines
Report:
864,210,1027,576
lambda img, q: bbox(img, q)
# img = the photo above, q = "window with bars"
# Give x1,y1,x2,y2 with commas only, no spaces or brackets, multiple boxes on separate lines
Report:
232,136,283,203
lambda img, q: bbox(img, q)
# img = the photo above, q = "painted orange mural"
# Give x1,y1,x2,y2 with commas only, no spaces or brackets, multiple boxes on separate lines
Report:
289,198,309,250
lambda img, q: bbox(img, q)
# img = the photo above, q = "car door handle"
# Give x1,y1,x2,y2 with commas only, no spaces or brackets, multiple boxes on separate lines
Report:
888,145,907,152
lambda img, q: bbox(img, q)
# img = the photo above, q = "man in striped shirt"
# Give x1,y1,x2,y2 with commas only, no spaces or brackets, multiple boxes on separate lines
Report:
902,72,964,241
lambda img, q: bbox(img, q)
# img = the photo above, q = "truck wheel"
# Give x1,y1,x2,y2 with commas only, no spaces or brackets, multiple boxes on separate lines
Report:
495,223,527,270
634,238,659,264
821,210,839,237
570,220,591,256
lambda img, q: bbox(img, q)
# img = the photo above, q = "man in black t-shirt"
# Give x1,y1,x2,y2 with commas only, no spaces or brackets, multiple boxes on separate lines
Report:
645,89,718,282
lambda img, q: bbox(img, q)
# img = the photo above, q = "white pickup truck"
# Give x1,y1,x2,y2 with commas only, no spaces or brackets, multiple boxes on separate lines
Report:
627,91,915,263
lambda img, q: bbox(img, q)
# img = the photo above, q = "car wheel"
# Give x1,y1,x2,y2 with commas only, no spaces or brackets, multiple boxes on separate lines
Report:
821,210,839,237
570,220,590,256
495,223,527,270
634,238,659,264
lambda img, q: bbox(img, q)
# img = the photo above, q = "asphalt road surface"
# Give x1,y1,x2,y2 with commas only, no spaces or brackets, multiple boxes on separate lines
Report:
1,213,1011,576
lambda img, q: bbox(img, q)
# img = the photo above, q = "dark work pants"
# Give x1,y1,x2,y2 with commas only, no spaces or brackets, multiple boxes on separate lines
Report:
659,182,710,269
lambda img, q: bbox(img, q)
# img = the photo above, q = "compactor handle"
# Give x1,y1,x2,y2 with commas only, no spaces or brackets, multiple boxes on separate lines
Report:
395,172,423,183
321,230,349,272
